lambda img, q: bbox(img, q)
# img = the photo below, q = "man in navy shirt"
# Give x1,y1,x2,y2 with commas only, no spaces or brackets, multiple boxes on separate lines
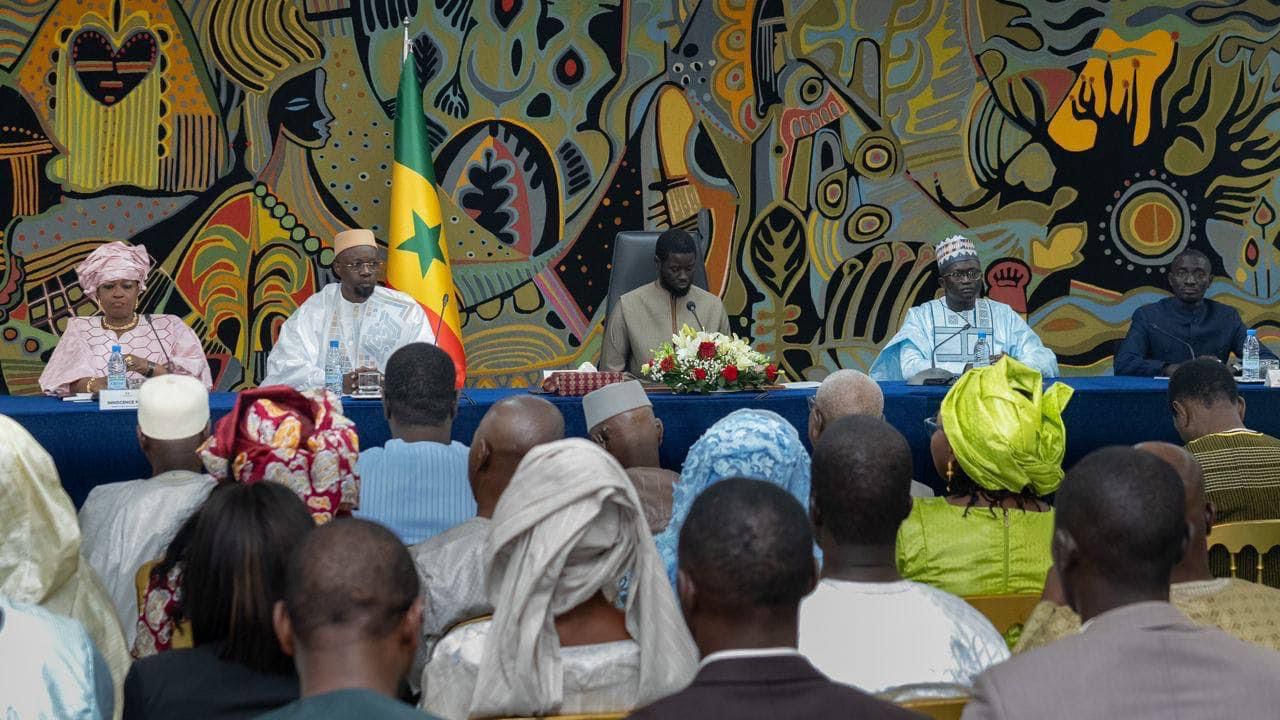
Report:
1114,249,1273,376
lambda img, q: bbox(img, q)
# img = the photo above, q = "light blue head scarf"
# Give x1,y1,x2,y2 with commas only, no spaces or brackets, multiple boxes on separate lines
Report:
653,408,812,588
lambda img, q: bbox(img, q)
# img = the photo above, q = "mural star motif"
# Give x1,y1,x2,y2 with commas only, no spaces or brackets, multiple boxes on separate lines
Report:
397,212,445,277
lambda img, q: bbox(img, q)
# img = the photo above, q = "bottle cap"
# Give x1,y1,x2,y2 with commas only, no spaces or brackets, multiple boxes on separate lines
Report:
978,332,987,339
111,345,121,352
1248,329,1257,336
330,339,340,347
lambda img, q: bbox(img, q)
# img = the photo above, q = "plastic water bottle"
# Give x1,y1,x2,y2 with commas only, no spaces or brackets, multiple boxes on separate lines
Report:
1243,329,1261,381
325,339,343,394
972,333,991,368
106,345,127,390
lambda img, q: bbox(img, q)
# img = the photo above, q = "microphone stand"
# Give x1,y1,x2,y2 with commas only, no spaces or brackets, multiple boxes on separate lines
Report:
907,322,972,386
1149,323,1196,363
685,300,705,332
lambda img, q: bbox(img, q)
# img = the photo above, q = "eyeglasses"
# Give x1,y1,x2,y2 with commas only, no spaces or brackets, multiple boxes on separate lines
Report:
924,415,940,434
1170,269,1210,282
337,259,385,273
942,270,982,282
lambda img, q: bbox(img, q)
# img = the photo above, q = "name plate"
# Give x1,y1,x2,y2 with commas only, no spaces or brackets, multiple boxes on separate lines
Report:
98,389,139,411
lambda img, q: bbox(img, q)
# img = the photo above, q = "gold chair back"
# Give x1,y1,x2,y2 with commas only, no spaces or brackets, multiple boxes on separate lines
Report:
901,696,968,720
134,560,194,649
963,593,1041,639
1208,519,1280,580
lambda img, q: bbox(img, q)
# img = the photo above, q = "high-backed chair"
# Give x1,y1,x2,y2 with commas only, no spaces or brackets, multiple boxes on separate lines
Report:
604,212,712,323
964,593,1041,645
1209,519,1280,583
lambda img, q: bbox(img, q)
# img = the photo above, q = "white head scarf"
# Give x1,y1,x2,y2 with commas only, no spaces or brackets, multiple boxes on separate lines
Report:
469,438,697,718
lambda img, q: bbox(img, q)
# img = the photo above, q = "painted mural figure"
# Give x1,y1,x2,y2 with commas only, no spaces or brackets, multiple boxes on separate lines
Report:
38,242,212,396
262,230,433,392
1114,250,1276,377
600,229,731,377
870,237,1058,382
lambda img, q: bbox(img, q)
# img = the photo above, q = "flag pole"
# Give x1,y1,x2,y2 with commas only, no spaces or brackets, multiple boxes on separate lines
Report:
402,17,410,62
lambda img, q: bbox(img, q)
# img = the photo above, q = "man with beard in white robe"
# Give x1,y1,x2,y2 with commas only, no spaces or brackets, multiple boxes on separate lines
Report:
262,229,434,391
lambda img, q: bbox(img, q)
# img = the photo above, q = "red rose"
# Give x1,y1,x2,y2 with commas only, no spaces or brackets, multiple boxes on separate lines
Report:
721,365,739,382
765,363,778,382
697,341,717,360
693,367,707,381
659,356,675,372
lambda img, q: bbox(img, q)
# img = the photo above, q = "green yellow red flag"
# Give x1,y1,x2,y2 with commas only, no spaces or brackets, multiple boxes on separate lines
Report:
386,52,466,386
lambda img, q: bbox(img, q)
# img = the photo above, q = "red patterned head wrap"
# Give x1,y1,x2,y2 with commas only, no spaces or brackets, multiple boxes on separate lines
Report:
198,385,359,523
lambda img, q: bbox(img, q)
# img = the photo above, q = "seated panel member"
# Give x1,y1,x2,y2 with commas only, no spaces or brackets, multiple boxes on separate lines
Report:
262,229,434,391
870,235,1058,381
1114,249,1275,376
601,228,730,377
40,241,213,395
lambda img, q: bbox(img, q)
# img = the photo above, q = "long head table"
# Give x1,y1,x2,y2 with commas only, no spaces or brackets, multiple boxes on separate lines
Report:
5,378,1279,508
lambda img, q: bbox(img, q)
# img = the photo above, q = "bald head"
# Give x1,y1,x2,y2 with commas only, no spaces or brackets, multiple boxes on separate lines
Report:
1135,441,1213,582
469,395,565,516
810,369,883,444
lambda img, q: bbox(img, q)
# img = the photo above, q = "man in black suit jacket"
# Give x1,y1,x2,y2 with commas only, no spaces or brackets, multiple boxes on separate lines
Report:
627,478,922,719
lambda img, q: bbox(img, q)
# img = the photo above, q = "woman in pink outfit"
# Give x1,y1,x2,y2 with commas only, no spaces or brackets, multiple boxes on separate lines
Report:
38,242,213,395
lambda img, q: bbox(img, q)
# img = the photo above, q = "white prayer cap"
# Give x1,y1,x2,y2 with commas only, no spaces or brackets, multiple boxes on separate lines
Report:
138,375,210,440
333,228,377,257
583,380,651,431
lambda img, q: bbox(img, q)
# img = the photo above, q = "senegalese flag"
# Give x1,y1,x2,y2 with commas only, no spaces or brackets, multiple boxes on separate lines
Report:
386,52,466,387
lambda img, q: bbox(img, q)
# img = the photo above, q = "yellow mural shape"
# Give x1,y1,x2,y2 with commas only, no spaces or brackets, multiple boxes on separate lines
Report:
1048,29,1175,152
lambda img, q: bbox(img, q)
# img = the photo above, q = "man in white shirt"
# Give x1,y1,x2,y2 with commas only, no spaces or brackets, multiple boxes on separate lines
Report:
799,415,1008,696
78,375,216,643
262,228,435,391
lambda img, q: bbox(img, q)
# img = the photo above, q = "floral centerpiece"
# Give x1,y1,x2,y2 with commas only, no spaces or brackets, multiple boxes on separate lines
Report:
642,325,781,392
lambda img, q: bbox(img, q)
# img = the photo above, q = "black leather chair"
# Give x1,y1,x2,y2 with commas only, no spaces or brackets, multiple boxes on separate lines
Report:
604,213,711,321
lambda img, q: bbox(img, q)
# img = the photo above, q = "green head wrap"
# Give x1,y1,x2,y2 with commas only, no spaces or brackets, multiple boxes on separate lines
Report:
940,356,1073,496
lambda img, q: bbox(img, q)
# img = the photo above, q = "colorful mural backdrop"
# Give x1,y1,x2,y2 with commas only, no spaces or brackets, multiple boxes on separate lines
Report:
1,0,1278,392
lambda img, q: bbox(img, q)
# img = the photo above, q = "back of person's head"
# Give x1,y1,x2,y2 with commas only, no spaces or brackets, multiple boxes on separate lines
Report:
182,482,314,673
1169,358,1238,410
654,227,696,261
678,478,815,614
814,369,884,418
811,415,912,547
383,342,456,427
279,518,420,648
1055,447,1188,600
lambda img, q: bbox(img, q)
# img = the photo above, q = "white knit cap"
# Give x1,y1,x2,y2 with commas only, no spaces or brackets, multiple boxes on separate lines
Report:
137,375,210,440
583,380,651,430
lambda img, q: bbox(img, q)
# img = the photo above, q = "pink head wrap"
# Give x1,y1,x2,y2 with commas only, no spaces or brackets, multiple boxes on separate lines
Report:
76,241,153,298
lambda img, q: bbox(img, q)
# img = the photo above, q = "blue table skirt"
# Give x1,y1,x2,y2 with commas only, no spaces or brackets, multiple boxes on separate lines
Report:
6,378,1280,508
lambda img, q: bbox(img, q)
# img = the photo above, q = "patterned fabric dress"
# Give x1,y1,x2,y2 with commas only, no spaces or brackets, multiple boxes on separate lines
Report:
39,315,213,395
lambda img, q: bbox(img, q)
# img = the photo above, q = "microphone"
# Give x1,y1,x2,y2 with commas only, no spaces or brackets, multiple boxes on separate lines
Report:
144,314,174,369
685,300,704,332
1150,323,1195,362
432,293,448,344
931,322,972,370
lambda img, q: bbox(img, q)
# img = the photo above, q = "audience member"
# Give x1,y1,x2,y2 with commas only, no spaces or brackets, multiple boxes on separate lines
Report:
79,375,216,644
408,395,563,685
123,483,313,719
420,439,697,719
962,447,1280,719
800,416,1007,695
262,519,434,718
653,408,812,587
0,414,131,712
898,358,1069,596
584,379,675,532
1,596,116,719
135,387,360,656
1017,442,1280,652
1169,357,1280,524
356,343,473,544
808,369,933,498
629,478,921,719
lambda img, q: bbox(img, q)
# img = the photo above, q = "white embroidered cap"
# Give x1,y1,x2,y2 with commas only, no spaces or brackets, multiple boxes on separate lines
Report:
935,234,979,271
583,379,651,431
137,375,210,440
